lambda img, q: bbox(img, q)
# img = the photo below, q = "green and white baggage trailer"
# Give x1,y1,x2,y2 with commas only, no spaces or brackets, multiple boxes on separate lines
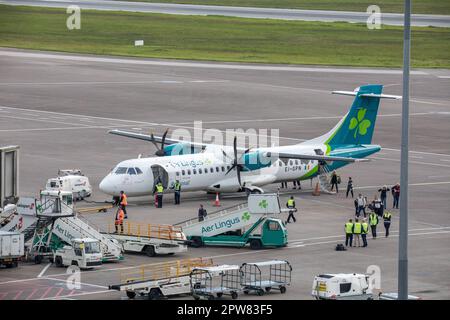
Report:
178,193,288,249
240,260,292,296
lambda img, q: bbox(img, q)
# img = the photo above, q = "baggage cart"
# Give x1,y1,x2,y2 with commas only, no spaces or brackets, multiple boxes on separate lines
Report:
240,260,292,295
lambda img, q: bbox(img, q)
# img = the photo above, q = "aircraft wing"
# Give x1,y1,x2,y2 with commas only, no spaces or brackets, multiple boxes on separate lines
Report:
108,129,208,148
264,152,369,163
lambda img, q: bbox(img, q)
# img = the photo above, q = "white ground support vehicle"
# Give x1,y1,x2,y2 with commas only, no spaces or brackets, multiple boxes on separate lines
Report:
0,231,24,268
109,258,214,300
312,273,373,300
54,238,102,269
45,169,92,201
106,221,187,257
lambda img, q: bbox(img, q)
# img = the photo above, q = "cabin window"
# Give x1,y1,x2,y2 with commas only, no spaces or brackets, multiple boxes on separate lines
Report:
193,169,197,174
340,283,352,294
216,167,220,172
127,168,137,175
182,170,186,176
289,160,293,166
176,172,180,177
187,169,191,175
226,165,231,171
221,166,225,172
199,168,203,174
135,167,143,175
115,167,127,174
210,168,214,173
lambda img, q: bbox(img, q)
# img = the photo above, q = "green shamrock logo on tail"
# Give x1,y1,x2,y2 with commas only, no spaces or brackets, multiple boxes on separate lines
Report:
349,108,371,138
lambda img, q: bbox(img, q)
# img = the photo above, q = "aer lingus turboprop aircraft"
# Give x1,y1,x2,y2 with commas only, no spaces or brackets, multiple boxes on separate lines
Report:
99,85,400,197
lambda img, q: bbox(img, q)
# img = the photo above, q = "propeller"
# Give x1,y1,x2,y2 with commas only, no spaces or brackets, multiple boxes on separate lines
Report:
150,128,169,157
223,136,252,187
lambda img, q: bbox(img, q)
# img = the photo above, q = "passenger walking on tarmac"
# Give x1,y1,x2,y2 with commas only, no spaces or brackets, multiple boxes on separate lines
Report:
286,196,297,223
172,180,181,205
198,204,207,222
392,183,400,209
355,194,366,217
378,185,390,209
361,219,369,247
353,218,362,247
330,171,339,193
154,182,164,208
293,180,301,190
383,211,392,237
344,219,354,247
369,211,379,239
119,190,128,219
114,207,124,234
371,195,383,217
280,181,287,189
346,177,354,198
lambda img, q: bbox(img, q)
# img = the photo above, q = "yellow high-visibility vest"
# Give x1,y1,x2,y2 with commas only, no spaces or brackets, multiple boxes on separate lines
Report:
362,223,369,234
353,223,362,234
369,214,378,226
345,222,353,234
156,184,164,193
287,199,295,207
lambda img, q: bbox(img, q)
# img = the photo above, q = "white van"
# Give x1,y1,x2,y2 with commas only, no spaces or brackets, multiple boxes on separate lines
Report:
312,273,373,300
45,169,92,201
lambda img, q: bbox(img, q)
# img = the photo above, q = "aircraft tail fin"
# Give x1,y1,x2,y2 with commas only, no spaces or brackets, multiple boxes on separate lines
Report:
311,84,400,149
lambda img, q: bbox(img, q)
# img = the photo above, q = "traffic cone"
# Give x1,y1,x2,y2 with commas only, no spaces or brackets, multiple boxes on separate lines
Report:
312,182,321,196
213,192,221,207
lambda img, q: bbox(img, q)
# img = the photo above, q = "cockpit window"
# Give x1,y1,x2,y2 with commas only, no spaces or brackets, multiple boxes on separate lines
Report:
115,167,127,174
135,167,143,174
127,168,137,175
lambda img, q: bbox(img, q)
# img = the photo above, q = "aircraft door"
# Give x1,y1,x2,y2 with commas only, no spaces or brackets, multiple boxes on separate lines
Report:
151,165,169,190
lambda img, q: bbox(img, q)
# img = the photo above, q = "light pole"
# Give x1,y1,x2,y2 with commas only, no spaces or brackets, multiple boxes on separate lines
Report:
398,0,411,300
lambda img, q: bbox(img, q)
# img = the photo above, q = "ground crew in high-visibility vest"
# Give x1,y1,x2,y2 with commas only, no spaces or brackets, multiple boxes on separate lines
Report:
353,218,362,247
119,190,128,219
286,196,297,223
155,182,164,208
383,211,392,237
344,219,354,247
173,180,181,205
369,212,379,239
115,207,124,234
361,219,369,247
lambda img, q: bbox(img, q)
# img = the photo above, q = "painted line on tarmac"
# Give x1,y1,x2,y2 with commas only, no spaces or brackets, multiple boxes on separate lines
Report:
0,80,229,86
0,50,429,75
370,157,450,168
41,289,113,300
37,263,51,278
44,277,109,289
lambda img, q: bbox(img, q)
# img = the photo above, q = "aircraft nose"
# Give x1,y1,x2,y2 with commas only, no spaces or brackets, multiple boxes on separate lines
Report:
99,176,115,195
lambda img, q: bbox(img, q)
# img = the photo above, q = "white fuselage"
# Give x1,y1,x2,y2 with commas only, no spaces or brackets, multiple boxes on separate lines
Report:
99,143,325,197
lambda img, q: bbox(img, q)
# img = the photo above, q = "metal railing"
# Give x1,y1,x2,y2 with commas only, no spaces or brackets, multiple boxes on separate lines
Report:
176,202,248,227
120,257,214,284
108,221,185,241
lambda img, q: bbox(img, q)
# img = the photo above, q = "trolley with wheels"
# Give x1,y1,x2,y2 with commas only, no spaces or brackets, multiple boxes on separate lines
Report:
240,260,292,296
190,265,241,300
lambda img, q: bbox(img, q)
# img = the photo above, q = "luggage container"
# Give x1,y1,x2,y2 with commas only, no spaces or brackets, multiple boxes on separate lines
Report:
0,230,24,268
190,265,241,300
240,260,292,296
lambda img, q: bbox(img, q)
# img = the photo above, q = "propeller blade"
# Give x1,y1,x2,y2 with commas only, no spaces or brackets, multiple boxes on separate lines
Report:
225,165,235,175
161,128,169,149
236,165,242,186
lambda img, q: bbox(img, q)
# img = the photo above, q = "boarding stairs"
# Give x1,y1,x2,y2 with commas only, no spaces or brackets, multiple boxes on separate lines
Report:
175,193,282,238
52,215,123,261
318,166,336,194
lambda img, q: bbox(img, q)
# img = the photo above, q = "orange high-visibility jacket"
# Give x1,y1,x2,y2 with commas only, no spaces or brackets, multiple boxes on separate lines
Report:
115,209,124,224
120,194,128,206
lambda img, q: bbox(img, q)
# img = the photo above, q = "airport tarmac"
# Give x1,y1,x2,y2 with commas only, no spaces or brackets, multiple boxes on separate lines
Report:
0,49,449,300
